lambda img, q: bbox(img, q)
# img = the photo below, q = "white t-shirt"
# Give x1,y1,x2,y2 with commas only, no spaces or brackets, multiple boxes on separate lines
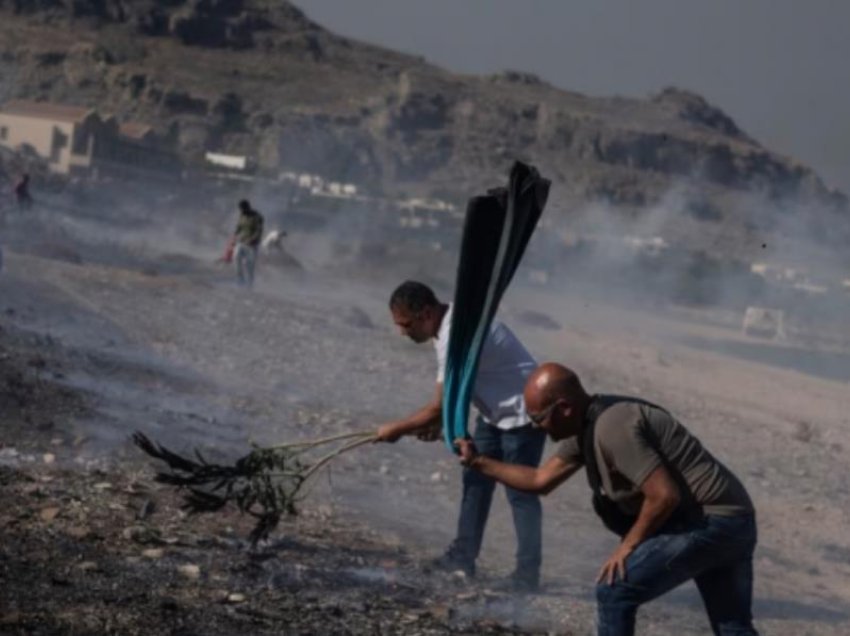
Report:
435,304,537,430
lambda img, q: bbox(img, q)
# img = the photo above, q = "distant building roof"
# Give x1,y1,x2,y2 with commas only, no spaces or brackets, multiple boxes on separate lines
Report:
1,99,95,124
119,122,155,140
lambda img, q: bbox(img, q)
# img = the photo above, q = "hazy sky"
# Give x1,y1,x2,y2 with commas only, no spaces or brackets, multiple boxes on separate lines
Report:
296,0,850,195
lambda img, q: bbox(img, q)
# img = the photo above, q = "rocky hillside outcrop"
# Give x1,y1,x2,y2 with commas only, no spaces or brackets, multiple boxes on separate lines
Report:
1,0,319,48
0,0,847,252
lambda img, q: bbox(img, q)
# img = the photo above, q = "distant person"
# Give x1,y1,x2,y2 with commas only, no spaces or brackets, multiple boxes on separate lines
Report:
232,199,264,288
13,173,32,211
457,363,758,636
375,281,547,592
261,228,288,252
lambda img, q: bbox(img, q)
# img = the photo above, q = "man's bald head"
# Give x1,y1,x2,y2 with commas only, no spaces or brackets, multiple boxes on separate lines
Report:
524,363,590,441
525,363,586,410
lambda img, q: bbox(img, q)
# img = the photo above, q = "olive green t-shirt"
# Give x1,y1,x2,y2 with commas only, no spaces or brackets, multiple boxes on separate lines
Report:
235,210,264,247
556,398,753,517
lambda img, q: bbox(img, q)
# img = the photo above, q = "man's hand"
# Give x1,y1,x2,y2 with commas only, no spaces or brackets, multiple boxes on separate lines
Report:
416,423,441,442
597,466,679,585
454,438,478,466
597,542,636,585
375,423,402,443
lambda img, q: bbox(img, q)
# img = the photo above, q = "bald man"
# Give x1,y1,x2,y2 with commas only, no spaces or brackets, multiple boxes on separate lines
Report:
457,363,758,636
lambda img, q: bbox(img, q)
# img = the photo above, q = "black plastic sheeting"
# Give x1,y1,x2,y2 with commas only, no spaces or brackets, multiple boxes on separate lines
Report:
441,161,551,451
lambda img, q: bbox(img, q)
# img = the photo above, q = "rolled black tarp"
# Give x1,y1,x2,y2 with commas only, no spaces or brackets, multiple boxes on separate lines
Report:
441,161,551,451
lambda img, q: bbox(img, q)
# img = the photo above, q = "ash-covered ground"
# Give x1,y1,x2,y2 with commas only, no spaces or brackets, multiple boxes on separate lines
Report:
2,187,850,635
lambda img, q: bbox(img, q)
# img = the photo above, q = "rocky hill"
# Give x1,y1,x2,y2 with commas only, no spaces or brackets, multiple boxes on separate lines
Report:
1,0,848,256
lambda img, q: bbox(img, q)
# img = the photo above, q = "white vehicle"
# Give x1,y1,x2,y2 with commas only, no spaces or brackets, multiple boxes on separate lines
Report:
742,306,786,340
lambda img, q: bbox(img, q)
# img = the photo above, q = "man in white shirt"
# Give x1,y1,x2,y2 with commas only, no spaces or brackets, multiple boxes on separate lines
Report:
376,280,547,591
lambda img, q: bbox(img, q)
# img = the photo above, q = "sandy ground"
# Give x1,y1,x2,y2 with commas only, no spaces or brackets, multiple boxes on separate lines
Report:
2,199,850,635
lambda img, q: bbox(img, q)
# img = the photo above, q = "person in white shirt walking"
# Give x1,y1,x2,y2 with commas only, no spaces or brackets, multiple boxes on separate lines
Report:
375,280,546,591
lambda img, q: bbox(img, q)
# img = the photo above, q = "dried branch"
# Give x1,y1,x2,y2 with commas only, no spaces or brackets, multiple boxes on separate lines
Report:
132,430,375,546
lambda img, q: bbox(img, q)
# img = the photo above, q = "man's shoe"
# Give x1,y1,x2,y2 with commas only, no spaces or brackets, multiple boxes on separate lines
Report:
429,550,475,578
493,571,540,594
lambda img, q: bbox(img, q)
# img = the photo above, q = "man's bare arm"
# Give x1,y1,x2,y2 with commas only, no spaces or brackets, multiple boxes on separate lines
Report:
597,465,680,584
458,442,581,495
620,465,680,550
375,384,443,442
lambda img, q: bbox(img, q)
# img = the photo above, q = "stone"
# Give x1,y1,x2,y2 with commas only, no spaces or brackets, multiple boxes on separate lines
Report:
160,597,179,611
226,593,246,604
66,526,91,540
136,499,156,520
177,564,201,580
792,421,815,443
40,506,60,522
122,525,162,545
342,306,374,329
516,310,562,331
142,548,164,559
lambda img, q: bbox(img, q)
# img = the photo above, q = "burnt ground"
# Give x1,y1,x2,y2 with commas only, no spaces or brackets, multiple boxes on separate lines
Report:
0,465,544,636
0,307,567,636
2,193,850,634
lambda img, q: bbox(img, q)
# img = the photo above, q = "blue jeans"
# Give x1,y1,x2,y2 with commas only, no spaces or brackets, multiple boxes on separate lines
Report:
235,243,258,287
450,419,547,579
596,513,758,636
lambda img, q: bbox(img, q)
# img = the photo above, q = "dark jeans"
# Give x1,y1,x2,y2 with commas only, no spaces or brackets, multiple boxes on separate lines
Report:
235,243,258,287
596,513,758,636
450,419,547,579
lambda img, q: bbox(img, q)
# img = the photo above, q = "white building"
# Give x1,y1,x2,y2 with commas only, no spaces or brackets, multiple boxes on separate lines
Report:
204,152,250,171
0,100,98,174
0,99,169,175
